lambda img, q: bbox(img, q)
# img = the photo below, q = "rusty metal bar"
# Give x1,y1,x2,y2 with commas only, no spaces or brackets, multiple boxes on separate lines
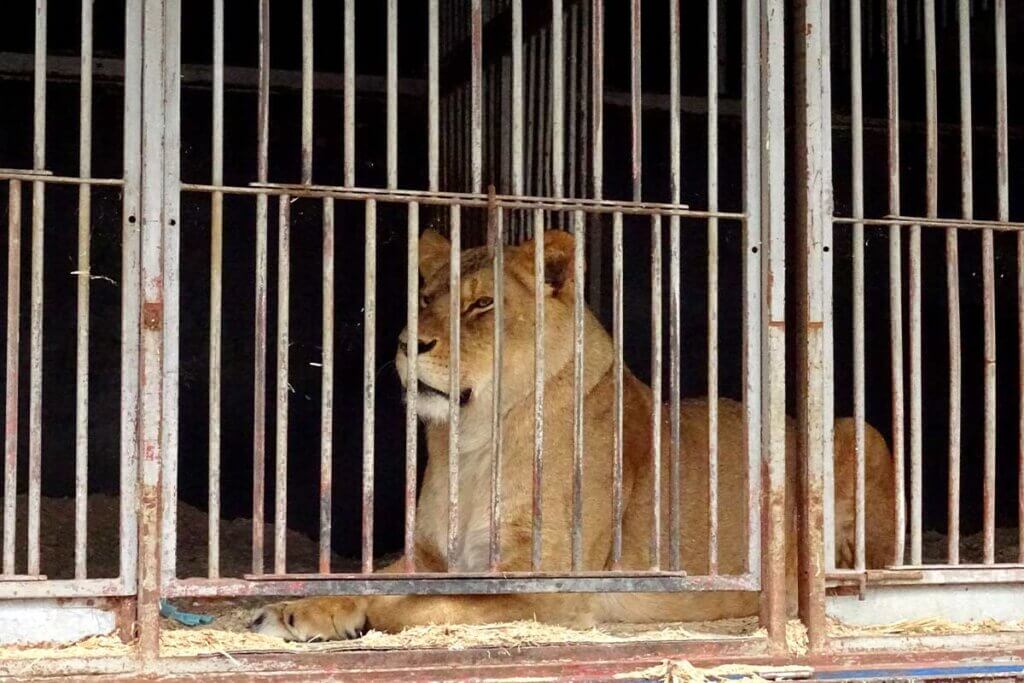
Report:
539,27,551,202
992,0,1019,567
794,0,831,651
252,0,271,576
566,3,578,201
982,0,1002,566
386,0,397,189
447,205,461,570
28,0,47,579
404,203,419,573
74,0,94,581
551,0,564,201
570,210,585,571
363,199,377,574
532,208,545,571
820,0,837,587
915,0,938,567
650,214,662,570
160,0,183,584
429,1,439,191
343,0,355,186
208,0,224,580
886,0,906,568
489,204,503,571
850,0,866,574
611,211,624,569
186,182,704,217
3,181,21,576
758,0,785,647
511,0,523,196
587,0,603,305
707,0,721,576
301,0,313,184
138,0,174,659
947,0,971,565
470,0,482,193
668,0,682,573
629,0,641,202
169,572,749,599
274,196,290,575
119,0,142,591
319,198,335,574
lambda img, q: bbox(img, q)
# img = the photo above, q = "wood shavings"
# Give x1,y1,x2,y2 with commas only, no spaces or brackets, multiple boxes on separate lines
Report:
0,635,130,660
156,617,764,657
829,616,1024,638
613,659,812,682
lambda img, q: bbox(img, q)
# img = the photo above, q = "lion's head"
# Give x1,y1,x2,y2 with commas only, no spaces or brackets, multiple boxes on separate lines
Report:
395,228,588,442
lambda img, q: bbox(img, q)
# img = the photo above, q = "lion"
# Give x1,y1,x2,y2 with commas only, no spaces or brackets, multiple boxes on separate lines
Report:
250,228,897,641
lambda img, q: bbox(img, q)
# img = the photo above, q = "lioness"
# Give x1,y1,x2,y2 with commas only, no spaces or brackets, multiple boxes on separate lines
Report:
251,229,896,641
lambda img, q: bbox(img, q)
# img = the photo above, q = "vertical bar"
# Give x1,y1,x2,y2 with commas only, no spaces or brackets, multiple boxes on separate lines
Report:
511,0,523,195
668,0,682,573
490,204,504,570
566,3,578,201
532,208,545,570
363,200,377,573
984,0,1005,566
707,0,720,575
343,0,355,186
428,1,440,191
274,196,290,575
28,0,47,579
539,28,551,201
650,214,663,570
948,0,971,565
571,211,585,571
470,0,483,193
587,0,604,307
119,0,142,591
301,0,313,184
551,0,564,201
758,0,785,645
745,0,761,593
74,0,94,581
850,0,867,573
886,0,906,568
252,0,271,576
138,0,171,658
160,0,183,584
320,198,335,574
629,0,641,202
208,0,224,579
525,36,537,200
447,205,461,570
3,182,21,576
913,0,937,566
404,203,419,572
794,0,830,651
611,211,624,568
386,0,397,189
994,0,1020,566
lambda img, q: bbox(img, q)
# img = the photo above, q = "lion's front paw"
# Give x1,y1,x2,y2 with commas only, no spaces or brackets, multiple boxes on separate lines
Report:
249,597,368,642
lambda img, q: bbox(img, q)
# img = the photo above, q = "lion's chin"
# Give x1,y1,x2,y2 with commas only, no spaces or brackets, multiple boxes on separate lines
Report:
414,394,451,423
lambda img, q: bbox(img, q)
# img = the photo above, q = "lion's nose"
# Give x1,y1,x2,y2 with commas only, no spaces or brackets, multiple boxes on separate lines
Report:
398,338,437,356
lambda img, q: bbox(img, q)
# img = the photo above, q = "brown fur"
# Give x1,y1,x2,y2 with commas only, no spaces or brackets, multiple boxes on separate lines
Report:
250,229,897,641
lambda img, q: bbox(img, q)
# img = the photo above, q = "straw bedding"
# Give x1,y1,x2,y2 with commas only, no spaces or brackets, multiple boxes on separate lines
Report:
0,494,1020,661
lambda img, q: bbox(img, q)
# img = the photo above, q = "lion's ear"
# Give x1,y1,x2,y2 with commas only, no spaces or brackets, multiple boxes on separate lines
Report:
418,229,450,281
510,229,578,297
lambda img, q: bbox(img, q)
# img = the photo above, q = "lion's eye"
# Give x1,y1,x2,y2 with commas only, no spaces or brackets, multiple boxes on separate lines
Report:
467,296,494,313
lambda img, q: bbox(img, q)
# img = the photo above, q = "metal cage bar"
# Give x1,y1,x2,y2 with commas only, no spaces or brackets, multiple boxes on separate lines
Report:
207,0,224,579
